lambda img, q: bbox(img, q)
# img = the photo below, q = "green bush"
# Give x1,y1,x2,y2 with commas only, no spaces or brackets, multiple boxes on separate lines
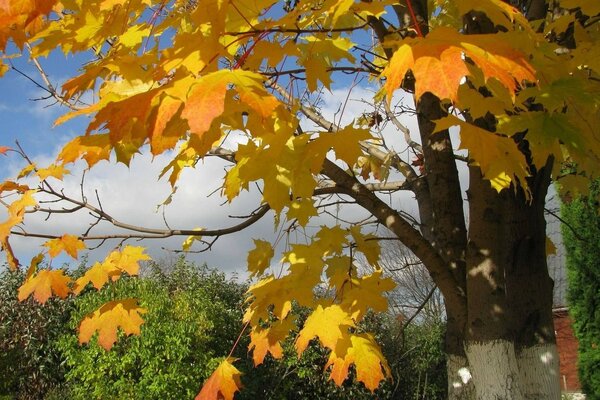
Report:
237,308,446,399
1,256,447,399
562,181,600,399
57,259,245,400
0,267,73,400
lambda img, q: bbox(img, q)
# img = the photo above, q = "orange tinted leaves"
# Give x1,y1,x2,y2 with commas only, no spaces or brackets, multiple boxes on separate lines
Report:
0,0,56,50
0,181,29,194
78,298,147,350
382,28,535,102
0,146,9,155
43,234,86,259
196,358,243,400
182,71,229,138
148,95,185,155
17,269,71,304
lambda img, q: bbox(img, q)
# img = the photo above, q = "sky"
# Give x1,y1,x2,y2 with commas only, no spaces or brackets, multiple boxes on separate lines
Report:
0,44,429,279
0,38,568,299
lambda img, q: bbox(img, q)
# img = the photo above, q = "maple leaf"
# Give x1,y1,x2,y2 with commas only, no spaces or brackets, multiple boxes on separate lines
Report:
58,134,112,167
43,234,86,259
247,239,274,277
338,270,396,321
435,115,529,192
249,317,295,365
36,164,70,180
1,237,19,271
0,0,56,50
295,304,356,355
78,298,147,350
381,27,535,102
286,198,318,227
196,358,243,400
349,226,380,266
73,245,149,294
325,333,391,392
72,261,120,295
17,269,71,304
104,245,151,275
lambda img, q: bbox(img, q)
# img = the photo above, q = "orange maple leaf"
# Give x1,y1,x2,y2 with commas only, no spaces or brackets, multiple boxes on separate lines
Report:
17,269,71,304
196,358,243,400
43,234,86,259
382,27,535,103
78,298,147,350
0,0,57,50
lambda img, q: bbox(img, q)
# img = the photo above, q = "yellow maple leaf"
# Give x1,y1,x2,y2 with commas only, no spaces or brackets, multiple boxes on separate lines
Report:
104,245,150,275
17,269,71,304
295,304,355,355
247,239,274,276
196,357,243,400
435,115,529,192
349,226,380,266
286,198,318,227
338,270,396,321
325,333,391,392
7,189,37,217
1,237,19,271
72,246,149,294
72,261,120,295
58,134,112,167
248,318,295,365
78,298,147,350
36,164,70,180
43,234,86,259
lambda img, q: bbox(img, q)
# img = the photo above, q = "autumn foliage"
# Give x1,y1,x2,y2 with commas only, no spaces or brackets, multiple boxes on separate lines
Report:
0,0,599,398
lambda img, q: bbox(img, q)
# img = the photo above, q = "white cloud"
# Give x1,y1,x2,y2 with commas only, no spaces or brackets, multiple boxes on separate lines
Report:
1,83,467,280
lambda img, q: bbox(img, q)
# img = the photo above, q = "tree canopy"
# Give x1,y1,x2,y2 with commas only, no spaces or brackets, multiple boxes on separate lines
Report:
0,0,599,398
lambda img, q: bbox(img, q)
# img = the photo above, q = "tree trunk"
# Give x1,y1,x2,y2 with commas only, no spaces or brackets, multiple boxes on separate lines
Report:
463,166,560,399
447,352,475,400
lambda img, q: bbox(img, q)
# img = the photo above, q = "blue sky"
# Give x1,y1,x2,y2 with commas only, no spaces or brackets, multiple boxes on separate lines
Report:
0,46,407,275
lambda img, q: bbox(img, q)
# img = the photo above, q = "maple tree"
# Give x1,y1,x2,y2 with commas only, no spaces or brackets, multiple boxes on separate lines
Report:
0,0,599,399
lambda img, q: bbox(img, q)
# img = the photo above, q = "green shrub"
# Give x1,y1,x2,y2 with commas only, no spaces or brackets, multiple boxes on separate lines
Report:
0,267,73,400
562,181,600,400
57,259,245,400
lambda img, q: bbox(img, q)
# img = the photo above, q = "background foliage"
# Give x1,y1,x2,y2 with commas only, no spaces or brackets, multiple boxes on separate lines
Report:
0,267,72,400
562,180,600,399
0,257,446,399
